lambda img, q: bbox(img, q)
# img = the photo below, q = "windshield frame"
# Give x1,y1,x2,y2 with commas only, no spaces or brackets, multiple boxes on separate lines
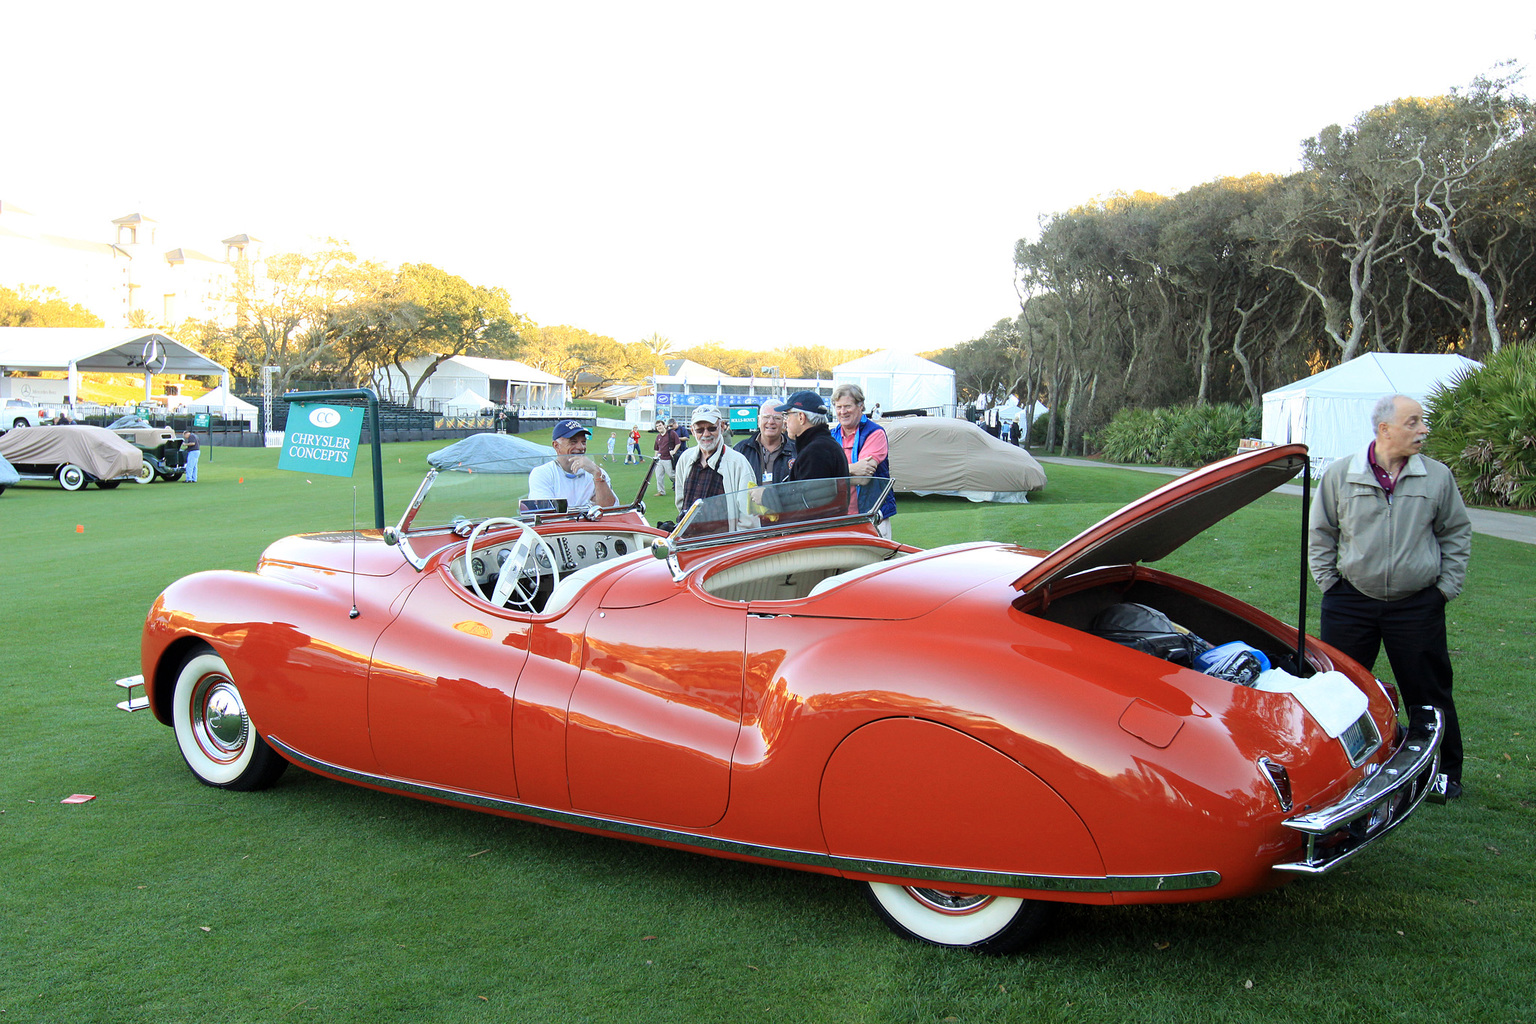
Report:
386,456,660,570
663,476,893,556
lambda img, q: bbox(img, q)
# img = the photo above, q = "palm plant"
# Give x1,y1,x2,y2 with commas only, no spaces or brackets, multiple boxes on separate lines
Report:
1425,345,1536,508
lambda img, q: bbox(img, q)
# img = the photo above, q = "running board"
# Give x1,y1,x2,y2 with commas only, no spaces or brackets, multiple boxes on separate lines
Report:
114,674,149,712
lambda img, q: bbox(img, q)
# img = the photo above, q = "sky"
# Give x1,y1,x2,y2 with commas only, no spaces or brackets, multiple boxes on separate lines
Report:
4,2,1535,355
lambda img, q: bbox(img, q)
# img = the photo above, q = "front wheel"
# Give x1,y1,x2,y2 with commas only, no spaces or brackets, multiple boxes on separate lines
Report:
135,461,155,484
864,882,1052,953
171,649,288,790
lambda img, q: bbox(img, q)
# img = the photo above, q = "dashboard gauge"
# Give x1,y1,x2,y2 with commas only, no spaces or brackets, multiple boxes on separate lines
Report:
595,541,608,559
495,548,511,566
536,547,551,567
576,544,587,560
613,539,628,555
471,557,486,577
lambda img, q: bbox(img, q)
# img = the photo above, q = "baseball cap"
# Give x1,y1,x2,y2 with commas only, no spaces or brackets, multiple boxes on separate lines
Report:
782,390,828,417
552,419,591,440
691,405,725,425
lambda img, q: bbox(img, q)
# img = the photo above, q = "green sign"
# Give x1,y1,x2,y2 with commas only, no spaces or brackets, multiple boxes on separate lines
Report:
727,406,759,433
278,403,365,477
192,412,210,429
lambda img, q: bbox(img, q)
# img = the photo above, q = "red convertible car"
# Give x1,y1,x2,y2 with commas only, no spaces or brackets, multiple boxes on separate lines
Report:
126,444,1444,952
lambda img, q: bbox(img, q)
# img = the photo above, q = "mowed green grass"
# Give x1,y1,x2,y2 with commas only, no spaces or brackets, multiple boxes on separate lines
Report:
2,440,1533,1023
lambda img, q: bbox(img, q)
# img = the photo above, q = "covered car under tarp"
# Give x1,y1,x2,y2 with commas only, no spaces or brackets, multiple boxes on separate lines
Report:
884,416,1047,503
0,425,143,484
427,432,551,474
0,451,18,493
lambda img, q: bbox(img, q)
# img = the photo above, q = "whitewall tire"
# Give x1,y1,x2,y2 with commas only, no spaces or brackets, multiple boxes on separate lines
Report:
171,649,287,790
864,882,1052,953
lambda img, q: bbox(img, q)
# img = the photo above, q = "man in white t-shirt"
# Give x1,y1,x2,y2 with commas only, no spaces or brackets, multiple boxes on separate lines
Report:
527,420,617,508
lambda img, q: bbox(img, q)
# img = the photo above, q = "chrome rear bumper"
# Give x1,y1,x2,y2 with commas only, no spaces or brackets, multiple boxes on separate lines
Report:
1275,708,1444,875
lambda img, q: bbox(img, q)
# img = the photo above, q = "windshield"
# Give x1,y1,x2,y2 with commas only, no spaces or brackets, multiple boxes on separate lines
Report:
669,476,893,551
396,447,659,537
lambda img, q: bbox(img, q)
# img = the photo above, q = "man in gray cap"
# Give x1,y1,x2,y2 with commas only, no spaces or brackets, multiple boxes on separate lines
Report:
528,419,616,508
674,405,754,512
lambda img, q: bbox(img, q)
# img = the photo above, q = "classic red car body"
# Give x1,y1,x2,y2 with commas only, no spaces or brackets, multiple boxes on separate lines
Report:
134,444,1444,951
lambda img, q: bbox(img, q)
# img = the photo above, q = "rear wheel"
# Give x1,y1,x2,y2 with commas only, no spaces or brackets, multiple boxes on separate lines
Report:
58,464,87,491
864,882,1052,953
172,649,288,790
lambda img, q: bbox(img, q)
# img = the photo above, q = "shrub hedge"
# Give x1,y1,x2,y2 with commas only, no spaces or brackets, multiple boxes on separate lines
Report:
1096,403,1260,467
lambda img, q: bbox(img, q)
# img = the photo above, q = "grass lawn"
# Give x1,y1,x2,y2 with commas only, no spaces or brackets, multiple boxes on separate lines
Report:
2,439,1532,1023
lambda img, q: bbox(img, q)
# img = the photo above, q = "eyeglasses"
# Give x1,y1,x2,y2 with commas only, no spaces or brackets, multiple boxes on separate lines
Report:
693,423,718,433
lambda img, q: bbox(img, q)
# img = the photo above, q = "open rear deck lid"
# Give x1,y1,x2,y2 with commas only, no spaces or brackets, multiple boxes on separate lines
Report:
1012,444,1309,594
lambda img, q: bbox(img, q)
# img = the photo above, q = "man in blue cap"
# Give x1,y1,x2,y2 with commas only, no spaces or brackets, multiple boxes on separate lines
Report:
528,419,616,508
781,390,845,481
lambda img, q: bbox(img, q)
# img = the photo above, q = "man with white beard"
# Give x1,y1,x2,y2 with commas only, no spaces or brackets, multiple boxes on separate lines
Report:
674,406,755,521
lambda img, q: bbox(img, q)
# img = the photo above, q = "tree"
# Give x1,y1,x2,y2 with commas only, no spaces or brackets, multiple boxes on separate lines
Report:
0,285,104,327
348,263,530,404
229,240,393,390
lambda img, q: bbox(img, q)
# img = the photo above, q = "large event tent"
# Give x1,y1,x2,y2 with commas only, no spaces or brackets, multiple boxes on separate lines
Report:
1261,353,1481,463
832,350,956,414
0,327,230,403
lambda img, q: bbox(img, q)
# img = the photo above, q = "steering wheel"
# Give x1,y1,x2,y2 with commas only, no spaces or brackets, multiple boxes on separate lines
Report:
463,517,562,610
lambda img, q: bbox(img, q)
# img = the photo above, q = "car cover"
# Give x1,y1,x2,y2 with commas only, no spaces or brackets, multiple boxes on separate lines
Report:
883,417,1047,502
427,432,552,473
0,425,142,481
0,451,18,489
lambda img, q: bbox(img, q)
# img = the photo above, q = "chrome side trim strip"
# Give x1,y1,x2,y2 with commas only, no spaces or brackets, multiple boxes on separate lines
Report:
268,737,1220,895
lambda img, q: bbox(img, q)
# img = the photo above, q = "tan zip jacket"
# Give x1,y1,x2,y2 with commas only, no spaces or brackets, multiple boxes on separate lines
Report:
1308,446,1471,602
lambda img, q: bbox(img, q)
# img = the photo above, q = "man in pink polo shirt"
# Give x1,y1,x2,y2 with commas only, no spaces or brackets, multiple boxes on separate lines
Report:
830,383,896,538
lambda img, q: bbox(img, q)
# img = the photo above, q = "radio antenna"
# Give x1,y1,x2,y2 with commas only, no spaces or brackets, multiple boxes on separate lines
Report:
349,485,360,619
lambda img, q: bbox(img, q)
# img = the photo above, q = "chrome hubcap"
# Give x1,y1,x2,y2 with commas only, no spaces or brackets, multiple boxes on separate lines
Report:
905,887,995,916
192,676,248,759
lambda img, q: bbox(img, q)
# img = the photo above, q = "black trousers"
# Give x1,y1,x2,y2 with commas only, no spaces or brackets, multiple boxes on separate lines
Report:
1320,579,1462,782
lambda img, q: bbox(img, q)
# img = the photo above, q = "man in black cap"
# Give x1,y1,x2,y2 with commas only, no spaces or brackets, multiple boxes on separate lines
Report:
781,390,845,481
528,419,616,508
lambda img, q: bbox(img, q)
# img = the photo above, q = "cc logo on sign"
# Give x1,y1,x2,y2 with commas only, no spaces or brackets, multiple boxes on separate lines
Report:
309,407,342,428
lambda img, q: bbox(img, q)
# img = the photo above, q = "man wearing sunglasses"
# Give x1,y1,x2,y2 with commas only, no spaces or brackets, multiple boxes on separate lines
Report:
674,406,754,515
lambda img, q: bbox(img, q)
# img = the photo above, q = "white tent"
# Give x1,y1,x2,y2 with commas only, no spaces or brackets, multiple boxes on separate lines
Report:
444,388,491,414
372,355,568,411
833,350,956,414
1261,353,1482,464
0,326,230,403
185,385,259,427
